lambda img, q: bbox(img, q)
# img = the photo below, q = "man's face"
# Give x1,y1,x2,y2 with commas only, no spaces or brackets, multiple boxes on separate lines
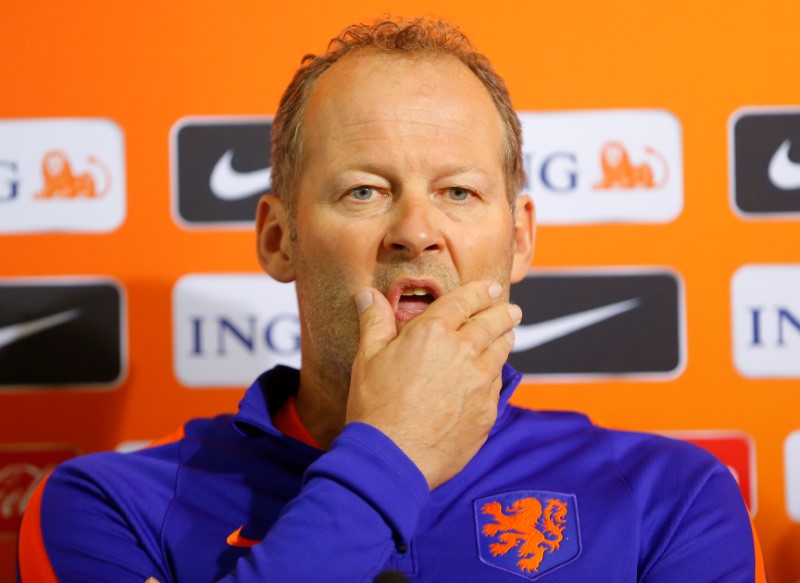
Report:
270,51,532,382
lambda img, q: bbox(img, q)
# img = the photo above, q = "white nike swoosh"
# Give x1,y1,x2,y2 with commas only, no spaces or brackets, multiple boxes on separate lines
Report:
0,309,81,350
768,139,800,191
512,298,641,352
209,149,272,201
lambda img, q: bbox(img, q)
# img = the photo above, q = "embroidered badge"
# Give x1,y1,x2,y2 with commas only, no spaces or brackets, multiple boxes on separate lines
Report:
474,490,581,579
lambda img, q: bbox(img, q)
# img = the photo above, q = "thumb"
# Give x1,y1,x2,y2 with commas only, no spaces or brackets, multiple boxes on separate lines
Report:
354,288,396,357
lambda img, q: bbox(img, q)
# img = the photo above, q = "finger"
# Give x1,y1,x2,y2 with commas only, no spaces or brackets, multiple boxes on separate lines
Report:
459,303,522,351
354,287,397,359
478,327,516,374
421,280,503,329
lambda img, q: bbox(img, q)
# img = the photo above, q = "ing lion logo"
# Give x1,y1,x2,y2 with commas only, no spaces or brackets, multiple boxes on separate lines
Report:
593,142,668,190
34,150,111,199
481,497,567,574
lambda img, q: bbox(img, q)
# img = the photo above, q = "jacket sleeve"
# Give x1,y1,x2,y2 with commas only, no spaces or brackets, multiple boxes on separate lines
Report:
219,422,430,583
18,422,430,583
17,467,174,583
640,466,767,583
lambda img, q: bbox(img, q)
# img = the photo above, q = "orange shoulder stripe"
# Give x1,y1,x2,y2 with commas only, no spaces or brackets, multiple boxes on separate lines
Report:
148,425,186,448
17,473,59,583
751,517,767,583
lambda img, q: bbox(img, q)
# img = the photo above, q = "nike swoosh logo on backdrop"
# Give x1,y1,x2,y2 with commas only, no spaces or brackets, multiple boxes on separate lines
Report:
209,149,272,201
0,309,81,350
768,139,800,191
512,298,641,352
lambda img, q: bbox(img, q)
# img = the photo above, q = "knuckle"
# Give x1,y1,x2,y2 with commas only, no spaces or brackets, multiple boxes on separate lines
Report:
475,317,494,342
494,334,514,356
354,345,372,362
476,404,497,431
453,296,472,322
424,316,450,336
476,359,497,381
482,339,508,361
458,336,480,358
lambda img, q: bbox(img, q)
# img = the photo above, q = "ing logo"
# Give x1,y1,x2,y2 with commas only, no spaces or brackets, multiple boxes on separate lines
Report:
732,264,800,378
594,142,669,191
35,150,111,199
0,118,125,233
0,161,19,202
475,491,580,579
173,274,300,388
518,109,683,225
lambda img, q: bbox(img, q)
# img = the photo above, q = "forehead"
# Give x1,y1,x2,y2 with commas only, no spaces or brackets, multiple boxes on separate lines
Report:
301,50,505,161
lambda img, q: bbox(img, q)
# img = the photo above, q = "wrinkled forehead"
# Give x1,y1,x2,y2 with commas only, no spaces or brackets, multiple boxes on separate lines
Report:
299,50,506,168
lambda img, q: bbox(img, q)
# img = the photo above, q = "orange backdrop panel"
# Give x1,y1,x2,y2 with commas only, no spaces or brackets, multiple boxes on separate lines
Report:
2,0,799,580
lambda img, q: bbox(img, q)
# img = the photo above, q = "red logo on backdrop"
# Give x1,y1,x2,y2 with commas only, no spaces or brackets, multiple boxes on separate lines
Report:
34,150,111,199
0,446,78,534
669,431,756,515
593,142,669,190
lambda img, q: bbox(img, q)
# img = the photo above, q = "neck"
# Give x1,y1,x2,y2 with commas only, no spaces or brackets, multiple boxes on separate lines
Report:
295,360,350,450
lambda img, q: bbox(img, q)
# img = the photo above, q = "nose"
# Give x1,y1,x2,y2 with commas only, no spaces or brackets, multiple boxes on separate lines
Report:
382,193,444,257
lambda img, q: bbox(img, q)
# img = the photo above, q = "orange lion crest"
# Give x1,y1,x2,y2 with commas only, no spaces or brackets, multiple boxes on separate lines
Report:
481,497,567,574
593,141,668,190
34,150,111,199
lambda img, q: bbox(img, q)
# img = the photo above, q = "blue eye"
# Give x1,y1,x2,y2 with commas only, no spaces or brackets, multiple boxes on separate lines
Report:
448,187,471,201
351,186,374,200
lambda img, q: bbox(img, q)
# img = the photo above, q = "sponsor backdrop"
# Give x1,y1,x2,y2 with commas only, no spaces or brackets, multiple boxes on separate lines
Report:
2,0,799,579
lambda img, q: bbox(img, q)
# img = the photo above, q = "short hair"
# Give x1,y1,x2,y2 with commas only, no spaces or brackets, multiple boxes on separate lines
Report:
270,16,525,215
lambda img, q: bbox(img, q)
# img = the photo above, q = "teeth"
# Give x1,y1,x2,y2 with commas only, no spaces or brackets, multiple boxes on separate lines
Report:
401,288,431,296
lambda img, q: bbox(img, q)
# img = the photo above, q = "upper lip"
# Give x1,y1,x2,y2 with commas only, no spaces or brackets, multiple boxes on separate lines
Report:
387,279,443,313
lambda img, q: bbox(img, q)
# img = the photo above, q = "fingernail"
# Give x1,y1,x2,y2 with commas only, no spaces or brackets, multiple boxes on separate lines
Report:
504,330,515,345
508,304,522,324
354,289,373,313
489,282,502,299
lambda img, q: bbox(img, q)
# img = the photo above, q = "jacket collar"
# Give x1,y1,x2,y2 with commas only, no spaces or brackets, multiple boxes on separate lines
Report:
232,364,523,439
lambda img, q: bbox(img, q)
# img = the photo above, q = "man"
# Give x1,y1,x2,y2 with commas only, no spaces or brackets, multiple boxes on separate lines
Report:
18,17,764,582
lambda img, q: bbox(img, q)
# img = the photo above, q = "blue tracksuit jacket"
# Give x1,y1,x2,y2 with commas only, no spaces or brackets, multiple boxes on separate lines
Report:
18,365,764,582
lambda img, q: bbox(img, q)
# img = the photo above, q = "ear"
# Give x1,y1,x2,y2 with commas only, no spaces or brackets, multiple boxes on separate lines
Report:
256,195,296,282
510,195,535,284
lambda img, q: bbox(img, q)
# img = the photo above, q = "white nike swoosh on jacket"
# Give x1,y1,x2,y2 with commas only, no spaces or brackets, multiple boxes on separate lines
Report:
512,298,641,352
0,309,81,350
209,150,272,201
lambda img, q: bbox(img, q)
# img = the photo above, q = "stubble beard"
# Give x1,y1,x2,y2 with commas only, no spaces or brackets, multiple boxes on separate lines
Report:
294,253,461,392
292,243,514,395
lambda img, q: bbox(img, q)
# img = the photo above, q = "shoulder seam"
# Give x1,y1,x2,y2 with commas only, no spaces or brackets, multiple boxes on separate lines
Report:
602,428,644,567
156,428,185,583
638,464,722,580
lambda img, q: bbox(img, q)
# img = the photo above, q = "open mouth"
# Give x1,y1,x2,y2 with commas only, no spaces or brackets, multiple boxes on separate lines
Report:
389,281,441,323
398,287,435,314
